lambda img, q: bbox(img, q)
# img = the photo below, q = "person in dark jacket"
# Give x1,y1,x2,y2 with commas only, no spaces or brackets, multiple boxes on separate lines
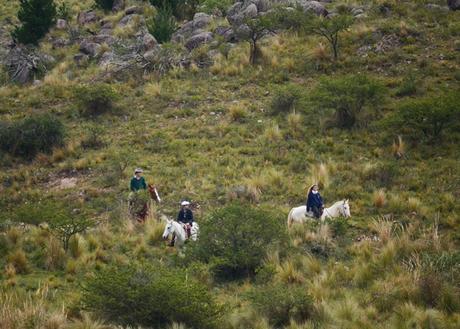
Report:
177,200,194,225
306,184,324,219
169,201,194,246
130,168,147,192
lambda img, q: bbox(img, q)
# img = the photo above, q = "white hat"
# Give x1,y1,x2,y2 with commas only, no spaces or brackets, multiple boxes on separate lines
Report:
181,201,190,206
134,168,143,173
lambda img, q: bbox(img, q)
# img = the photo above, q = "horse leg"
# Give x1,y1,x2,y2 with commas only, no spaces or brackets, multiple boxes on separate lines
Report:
169,233,176,247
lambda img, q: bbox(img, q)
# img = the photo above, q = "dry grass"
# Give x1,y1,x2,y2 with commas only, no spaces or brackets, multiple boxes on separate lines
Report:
228,103,248,122
310,42,329,62
7,249,28,274
287,111,302,137
263,124,282,144
144,81,162,97
369,218,394,244
392,135,405,159
276,258,305,284
373,189,387,208
308,163,329,189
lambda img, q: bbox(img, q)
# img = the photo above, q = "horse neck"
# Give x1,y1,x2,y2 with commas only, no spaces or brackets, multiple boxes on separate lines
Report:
327,202,342,216
173,222,186,240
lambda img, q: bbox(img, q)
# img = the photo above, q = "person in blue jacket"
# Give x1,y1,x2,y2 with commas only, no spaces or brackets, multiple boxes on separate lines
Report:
306,184,324,219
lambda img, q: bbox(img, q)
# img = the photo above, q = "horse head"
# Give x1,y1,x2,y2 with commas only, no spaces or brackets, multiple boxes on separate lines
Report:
342,199,351,218
162,219,173,240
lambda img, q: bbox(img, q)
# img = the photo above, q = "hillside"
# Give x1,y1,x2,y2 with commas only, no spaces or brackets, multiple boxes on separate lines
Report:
0,0,459,328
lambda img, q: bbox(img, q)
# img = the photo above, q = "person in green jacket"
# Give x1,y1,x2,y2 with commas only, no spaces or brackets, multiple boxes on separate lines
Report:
130,168,147,192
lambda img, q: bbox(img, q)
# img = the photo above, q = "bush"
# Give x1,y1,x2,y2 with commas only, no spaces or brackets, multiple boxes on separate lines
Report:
12,0,56,45
82,264,222,328
76,84,119,117
149,0,199,20
187,203,287,279
0,114,65,159
246,283,313,327
199,0,232,15
269,85,302,115
94,0,114,11
148,6,177,44
311,74,385,128
385,92,459,141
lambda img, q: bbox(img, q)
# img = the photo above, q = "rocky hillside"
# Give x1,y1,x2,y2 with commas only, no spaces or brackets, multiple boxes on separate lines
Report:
0,0,459,328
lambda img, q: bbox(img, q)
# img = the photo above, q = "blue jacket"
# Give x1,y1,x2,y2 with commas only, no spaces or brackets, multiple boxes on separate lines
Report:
177,208,194,224
306,192,323,211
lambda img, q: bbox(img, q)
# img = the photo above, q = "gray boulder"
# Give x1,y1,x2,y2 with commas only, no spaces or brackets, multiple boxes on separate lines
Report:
297,0,328,16
172,13,213,43
125,6,143,15
185,32,213,50
448,0,460,10
227,2,244,17
79,40,101,57
215,26,237,42
142,33,158,51
118,14,142,27
5,47,54,84
77,11,98,25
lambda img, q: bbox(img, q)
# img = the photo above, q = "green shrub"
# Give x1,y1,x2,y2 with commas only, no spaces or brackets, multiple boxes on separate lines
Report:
269,85,302,115
311,74,385,128
148,6,177,44
199,0,232,15
12,0,56,45
395,73,418,97
187,203,287,279
76,84,119,117
0,114,65,159
149,0,199,20
94,0,114,11
82,264,222,328
56,1,71,20
246,283,313,327
385,92,459,141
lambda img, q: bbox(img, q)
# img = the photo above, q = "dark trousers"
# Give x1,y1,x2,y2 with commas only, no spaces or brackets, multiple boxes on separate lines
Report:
310,206,322,219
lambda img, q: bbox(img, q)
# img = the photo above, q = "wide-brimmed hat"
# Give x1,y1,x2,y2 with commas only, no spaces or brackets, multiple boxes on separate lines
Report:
181,201,190,206
134,168,143,174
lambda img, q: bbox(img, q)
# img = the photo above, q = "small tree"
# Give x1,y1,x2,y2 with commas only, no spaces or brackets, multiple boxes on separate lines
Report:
386,93,459,141
237,14,277,65
13,0,57,45
311,74,385,128
50,213,94,251
277,8,354,60
76,83,119,117
307,14,354,60
188,203,287,279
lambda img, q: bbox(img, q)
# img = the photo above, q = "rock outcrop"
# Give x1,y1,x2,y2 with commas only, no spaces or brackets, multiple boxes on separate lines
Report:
448,0,460,10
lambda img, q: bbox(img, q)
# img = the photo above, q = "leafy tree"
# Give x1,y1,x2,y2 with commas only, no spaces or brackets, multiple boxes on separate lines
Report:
237,14,277,65
147,6,176,44
311,74,385,128
82,264,223,328
0,114,65,158
50,213,94,251
12,0,57,45
386,92,459,141
187,203,287,279
277,8,354,60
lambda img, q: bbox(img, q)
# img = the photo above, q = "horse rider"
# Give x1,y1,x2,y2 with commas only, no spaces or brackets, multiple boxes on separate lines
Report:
130,168,147,192
129,168,149,221
169,201,194,246
306,184,324,219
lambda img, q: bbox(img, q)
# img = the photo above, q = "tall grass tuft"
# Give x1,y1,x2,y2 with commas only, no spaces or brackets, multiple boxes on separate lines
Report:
308,163,329,189
369,218,393,244
373,189,386,208
7,249,28,274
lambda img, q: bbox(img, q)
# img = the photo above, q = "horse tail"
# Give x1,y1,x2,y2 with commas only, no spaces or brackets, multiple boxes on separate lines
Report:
287,208,294,228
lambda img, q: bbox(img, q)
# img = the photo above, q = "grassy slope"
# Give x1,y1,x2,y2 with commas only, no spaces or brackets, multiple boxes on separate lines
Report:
0,0,459,328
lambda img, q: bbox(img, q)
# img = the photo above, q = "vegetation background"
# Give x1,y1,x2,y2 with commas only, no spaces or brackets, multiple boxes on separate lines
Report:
0,0,459,328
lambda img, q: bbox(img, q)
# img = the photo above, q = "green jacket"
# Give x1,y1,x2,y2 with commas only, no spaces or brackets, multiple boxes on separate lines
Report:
130,176,147,192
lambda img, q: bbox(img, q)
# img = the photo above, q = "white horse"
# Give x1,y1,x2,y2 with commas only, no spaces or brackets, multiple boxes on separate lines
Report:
287,200,351,227
162,220,199,247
